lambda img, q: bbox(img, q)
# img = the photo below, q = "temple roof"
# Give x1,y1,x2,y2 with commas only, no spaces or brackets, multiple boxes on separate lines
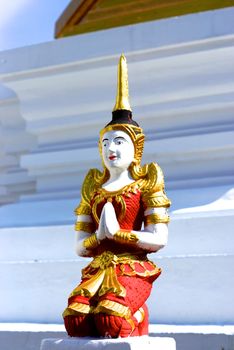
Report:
55,0,234,38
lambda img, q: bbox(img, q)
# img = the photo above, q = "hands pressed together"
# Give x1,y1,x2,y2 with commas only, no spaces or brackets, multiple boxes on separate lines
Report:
78,202,168,256
96,202,120,241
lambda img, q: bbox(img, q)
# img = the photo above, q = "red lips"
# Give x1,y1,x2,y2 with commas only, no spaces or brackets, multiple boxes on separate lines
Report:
109,155,117,160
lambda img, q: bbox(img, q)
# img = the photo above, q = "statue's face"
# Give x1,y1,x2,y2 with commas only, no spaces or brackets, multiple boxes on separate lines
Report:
101,129,135,171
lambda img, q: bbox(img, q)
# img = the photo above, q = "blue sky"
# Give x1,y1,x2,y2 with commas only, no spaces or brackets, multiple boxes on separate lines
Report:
0,0,71,52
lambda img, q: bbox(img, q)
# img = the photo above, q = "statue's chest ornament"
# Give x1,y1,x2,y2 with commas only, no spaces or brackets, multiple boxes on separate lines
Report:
91,180,144,225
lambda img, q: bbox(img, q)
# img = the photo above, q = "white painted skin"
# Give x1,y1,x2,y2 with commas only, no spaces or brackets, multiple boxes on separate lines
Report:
101,129,135,191
76,129,168,257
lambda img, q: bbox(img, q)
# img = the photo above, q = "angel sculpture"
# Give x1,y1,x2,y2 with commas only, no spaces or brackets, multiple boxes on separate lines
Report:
63,54,171,338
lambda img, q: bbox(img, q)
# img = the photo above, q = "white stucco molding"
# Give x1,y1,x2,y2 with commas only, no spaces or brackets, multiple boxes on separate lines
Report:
0,86,36,204
0,7,233,77
0,9,233,208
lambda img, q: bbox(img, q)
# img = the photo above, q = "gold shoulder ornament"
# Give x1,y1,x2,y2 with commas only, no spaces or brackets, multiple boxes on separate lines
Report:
74,168,108,216
141,162,171,209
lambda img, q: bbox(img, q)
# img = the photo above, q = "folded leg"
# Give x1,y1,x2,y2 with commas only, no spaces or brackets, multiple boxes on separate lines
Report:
63,295,98,337
93,276,152,338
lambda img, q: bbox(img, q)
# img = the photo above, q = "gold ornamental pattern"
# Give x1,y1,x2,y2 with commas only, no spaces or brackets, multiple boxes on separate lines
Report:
75,162,171,225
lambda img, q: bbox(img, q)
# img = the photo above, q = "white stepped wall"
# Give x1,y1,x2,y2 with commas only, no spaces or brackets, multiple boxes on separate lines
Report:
0,7,233,326
0,211,233,324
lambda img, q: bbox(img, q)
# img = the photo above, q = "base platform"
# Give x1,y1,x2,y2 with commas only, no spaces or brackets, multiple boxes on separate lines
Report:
40,336,176,350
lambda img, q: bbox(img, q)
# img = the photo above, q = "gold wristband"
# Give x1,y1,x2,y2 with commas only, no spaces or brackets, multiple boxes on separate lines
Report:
113,230,139,244
75,221,94,233
83,233,99,249
144,213,170,225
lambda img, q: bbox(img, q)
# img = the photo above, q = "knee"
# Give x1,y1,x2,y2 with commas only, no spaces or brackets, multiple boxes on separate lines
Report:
64,314,86,337
93,297,138,338
64,313,97,337
94,313,137,338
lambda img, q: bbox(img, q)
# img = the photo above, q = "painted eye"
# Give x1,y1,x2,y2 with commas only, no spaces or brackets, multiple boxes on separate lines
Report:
102,141,109,147
116,139,124,145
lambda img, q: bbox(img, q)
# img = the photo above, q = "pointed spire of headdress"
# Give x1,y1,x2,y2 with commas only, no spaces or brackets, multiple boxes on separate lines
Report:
113,54,132,112
105,54,139,127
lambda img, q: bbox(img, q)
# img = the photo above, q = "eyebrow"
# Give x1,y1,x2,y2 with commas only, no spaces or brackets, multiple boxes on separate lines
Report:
114,136,127,141
102,136,127,143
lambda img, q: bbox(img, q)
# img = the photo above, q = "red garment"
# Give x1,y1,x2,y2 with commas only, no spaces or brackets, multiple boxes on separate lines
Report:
92,190,144,256
64,185,164,337
64,277,154,337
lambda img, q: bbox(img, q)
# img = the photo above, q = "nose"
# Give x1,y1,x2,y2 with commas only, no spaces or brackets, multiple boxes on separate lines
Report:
108,141,116,153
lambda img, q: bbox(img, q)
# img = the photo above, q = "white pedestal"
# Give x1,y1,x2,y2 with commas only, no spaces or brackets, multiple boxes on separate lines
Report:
40,336,176,350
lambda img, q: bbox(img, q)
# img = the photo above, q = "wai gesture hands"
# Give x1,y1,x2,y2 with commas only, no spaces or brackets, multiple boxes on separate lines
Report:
96,202,120,241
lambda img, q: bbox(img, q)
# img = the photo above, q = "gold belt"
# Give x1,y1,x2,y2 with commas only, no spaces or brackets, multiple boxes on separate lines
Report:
70,251,143,299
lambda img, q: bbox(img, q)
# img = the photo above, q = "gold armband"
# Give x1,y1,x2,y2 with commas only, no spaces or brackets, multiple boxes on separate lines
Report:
74,203,91,216
144,213,170,225
75,221,94,233
83,233,99,249
113,230,139,244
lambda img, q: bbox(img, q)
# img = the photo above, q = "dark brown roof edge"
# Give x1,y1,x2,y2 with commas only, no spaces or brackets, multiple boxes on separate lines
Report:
55,0,100,38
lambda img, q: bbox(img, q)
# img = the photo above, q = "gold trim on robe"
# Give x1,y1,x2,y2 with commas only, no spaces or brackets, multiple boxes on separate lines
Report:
67,251,161,302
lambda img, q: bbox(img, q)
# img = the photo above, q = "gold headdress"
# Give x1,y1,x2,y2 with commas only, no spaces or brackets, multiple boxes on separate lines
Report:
100,54,145,168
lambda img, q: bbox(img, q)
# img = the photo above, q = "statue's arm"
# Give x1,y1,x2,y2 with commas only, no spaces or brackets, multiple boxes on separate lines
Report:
131,207,169,252
74,169,103,257
75,214,97,257
136,162,171,252
103,202,169,253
